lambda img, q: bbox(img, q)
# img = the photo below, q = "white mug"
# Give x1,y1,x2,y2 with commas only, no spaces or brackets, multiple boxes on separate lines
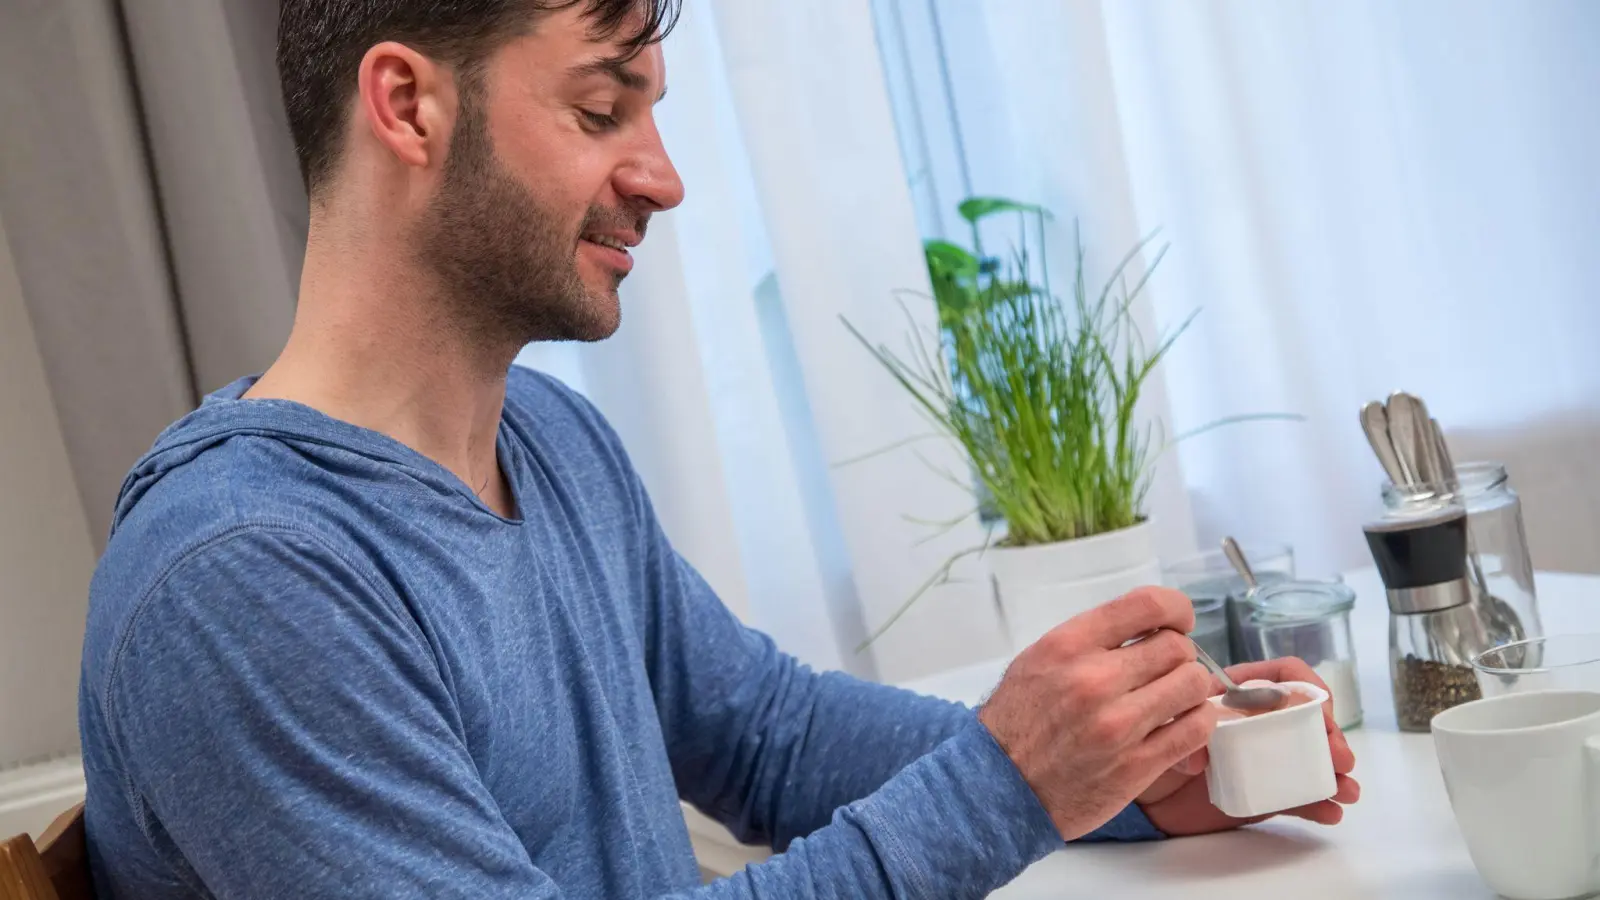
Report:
1205,680,1336,818
1432,690,1600,900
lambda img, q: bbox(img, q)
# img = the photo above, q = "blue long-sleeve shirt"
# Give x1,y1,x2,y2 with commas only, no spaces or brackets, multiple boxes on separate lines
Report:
78,367,1159,899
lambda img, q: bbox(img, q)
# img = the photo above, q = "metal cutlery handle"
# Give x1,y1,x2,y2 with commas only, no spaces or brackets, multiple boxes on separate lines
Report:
1221,536,1258,591
1386,392,1426,487
1361,401,1409,486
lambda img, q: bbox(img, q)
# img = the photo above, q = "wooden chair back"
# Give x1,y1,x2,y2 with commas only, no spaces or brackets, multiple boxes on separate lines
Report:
0,804,91,900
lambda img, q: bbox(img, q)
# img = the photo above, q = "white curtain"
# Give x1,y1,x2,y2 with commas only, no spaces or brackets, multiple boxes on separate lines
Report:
874,0,1600,579
1097,0,1600,575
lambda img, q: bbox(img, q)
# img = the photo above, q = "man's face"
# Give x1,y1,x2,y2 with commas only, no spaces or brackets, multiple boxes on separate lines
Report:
416,7,683,345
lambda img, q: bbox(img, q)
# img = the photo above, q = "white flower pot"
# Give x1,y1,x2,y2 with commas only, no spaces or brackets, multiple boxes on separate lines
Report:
988,521,1162,650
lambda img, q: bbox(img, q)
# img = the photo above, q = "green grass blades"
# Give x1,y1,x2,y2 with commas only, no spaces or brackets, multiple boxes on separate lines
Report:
852,221,1176,549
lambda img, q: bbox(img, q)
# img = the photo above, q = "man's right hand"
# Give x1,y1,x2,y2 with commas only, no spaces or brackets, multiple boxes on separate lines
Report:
977,587,1217,840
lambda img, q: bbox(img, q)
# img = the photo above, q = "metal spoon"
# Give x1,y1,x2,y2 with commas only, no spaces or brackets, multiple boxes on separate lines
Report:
1189,633,1287,711
1385,392,1426,487
1221,536,1258,591
1210,537,1288,709
1360,401,1408,486
1407,394,1447,490
1432,418,1526,647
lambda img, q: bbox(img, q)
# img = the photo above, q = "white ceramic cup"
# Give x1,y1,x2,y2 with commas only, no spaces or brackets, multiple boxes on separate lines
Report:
1204,680,1336,818
1432,690,1600,900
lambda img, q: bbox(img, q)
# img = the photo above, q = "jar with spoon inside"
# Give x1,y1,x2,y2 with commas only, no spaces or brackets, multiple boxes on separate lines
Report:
1236,579,1364,730
1162,541,1296,666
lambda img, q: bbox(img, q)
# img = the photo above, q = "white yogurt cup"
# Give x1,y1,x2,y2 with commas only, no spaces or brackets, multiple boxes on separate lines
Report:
1204,679,1337,818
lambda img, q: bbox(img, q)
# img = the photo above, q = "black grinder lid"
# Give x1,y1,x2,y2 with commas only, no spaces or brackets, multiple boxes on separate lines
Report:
1362,508,1469,590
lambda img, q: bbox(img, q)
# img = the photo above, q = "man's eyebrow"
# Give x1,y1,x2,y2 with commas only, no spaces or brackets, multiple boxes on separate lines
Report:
569,57,653,94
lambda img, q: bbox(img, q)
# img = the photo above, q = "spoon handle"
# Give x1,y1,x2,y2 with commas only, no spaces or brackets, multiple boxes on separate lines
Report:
1221,536,1258,591
1361,400,1408,485
1185,632,1238,691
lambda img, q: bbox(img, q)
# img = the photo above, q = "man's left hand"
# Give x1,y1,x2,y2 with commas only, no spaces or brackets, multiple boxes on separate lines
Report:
1136,657,1361,836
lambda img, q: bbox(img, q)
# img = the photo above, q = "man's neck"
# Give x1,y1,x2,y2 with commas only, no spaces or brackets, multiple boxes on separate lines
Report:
247,232,520,517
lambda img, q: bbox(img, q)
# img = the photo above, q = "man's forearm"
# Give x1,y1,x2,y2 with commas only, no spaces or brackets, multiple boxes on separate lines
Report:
679,717,1061,899
741,666,1165,848
749,670,971,844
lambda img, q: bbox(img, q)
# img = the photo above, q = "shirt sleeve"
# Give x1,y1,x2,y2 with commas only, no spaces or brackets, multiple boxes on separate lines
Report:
631,495,1160,857
679,715,1071,898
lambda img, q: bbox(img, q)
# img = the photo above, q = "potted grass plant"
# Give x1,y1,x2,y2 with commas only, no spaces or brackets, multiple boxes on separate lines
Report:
849,198,1280,650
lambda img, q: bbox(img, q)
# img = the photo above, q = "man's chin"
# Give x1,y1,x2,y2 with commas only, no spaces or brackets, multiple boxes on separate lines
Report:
564,292,622,343
580,311,621,343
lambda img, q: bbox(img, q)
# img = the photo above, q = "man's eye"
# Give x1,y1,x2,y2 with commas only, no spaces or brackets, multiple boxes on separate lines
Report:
580,109,619,131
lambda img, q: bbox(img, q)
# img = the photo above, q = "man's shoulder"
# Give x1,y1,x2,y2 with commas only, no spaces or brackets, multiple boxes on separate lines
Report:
503,364,635,471
87,438,372,645
104,431,369,552
504,364,601,430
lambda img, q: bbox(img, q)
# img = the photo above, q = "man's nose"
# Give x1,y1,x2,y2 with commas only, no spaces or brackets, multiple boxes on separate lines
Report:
617,129,685,213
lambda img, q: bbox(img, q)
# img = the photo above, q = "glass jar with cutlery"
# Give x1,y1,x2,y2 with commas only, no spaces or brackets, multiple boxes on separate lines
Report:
1359,392,1542,674
1382,461,1541,649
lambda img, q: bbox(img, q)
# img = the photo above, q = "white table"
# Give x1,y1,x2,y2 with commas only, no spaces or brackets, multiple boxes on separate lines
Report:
902,569,1598,899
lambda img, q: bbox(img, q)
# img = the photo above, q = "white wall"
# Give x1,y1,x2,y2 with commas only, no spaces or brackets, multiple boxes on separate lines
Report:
0,213,98,768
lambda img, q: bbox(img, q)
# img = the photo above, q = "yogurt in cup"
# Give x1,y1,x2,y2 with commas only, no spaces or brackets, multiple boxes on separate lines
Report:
1204,680,1337,818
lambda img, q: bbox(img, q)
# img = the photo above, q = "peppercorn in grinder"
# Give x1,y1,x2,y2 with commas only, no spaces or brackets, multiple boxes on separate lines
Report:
1363,508,1492,731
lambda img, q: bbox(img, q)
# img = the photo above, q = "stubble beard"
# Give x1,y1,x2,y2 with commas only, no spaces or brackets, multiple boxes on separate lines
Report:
415,81,634,351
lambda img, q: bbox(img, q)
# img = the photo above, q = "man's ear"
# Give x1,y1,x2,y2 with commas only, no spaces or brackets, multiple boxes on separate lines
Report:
355,41,455,175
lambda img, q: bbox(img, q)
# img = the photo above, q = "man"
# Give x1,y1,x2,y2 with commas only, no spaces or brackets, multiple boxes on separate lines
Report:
78,1,1358,897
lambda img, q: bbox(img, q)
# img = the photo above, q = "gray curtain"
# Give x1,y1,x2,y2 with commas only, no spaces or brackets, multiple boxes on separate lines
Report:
0,0,302,767
0,0,303,548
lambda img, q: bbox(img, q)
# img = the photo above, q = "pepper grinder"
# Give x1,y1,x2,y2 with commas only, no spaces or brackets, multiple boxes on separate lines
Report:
1363,507,1491,731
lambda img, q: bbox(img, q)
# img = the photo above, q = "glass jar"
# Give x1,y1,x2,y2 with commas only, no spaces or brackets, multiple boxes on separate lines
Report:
1390,595,1491,731
1382,461,1541,649
1189,596,1232,666
1162,543,1295,665
1239,580,1364,729
1471,633,1600,698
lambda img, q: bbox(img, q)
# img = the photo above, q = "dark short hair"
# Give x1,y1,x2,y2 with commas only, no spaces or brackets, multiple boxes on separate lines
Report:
277,0,681,197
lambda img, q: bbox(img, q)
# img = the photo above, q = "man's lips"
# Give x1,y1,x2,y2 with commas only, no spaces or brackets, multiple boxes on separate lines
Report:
582,232,634,251
580,234,634,273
